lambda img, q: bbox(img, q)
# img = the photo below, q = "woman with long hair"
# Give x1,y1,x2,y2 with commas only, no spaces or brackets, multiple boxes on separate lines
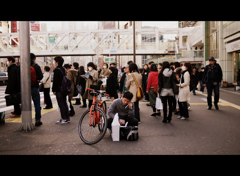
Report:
176,62,192,120
126,63,142,123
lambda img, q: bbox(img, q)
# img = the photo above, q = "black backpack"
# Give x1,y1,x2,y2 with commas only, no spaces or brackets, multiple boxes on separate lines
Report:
120,126,138,141
57,67,72,95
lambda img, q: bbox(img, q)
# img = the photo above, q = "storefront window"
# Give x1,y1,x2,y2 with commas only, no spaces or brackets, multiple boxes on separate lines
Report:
233,52,240,83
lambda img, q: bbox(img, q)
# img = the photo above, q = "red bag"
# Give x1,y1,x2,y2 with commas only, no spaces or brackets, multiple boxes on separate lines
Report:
30,66,37,86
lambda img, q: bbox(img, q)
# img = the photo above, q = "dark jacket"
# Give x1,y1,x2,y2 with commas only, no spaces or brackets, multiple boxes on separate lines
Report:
191,70,199,85
106,73,118,98
112,68,118,79
78,70,86,95
52,66,66,92
31,62,43,88
5,64,21,94
158,68,176,94
119,72,126,93
202,63,223,83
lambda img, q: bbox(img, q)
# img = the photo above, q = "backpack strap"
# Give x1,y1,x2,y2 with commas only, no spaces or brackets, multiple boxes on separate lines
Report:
131,73,139,89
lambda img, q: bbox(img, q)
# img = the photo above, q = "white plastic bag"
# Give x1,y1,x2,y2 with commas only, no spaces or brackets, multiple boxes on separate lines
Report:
102,77,107,86
155,95,163,110
111,113,120,141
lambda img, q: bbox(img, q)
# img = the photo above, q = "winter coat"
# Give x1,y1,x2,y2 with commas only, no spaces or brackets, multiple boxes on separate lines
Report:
126,72,142,102
99,68,111,78
66,69,78,100
178,70,190,102
191,70,199,85
173,67,182,95
158,68,175,96
52,66,66,93
202,63,223,83
82,69,98,100
106,73,118,99
78,70,86,95
146,71,158,92
5,64,21,94
42,72,51,88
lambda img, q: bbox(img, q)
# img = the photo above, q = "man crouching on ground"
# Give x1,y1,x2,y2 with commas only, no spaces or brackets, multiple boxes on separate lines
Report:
107,91,138,129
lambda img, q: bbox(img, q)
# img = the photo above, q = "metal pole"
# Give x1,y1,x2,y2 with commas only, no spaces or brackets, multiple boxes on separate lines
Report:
133,21,136,63
19,21,34,131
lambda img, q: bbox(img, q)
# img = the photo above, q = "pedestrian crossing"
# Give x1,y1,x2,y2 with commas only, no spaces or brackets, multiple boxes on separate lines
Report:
0,86,56,113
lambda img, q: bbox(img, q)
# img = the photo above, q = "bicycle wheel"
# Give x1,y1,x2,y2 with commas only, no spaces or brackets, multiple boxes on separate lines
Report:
78,107,107,145
102,101,107,114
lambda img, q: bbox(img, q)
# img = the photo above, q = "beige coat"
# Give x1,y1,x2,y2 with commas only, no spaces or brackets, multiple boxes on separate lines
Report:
66,69,78,100
99,68,110,78
126,72,142,102
178,71,190,102
83,69,98,100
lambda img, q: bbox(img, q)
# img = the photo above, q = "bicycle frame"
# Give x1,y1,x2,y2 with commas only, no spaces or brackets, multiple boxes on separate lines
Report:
87,88,109,127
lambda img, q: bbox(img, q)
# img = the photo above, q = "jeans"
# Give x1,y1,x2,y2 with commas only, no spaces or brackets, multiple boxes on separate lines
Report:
178,101,189,118
31,87,41,121
206,82,219,107
192,84,196,94
56,91,69,120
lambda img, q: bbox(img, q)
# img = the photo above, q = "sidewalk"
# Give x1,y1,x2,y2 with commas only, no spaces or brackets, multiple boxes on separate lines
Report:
1,89,240,155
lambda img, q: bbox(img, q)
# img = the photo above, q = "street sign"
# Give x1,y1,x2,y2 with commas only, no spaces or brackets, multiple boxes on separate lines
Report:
104,56,115,62
49,36,55,42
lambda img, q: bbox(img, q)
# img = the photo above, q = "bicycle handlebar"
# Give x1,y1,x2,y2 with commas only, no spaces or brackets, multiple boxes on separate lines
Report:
87,88,94,91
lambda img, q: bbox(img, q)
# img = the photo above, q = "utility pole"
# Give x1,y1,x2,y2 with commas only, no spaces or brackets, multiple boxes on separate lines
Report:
133,21,136,63
19,21,34,131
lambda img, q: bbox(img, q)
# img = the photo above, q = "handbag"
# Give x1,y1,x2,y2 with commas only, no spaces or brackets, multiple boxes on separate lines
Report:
131,73,144,100
151,86,159,94
5,93,21,106
155,94,163,109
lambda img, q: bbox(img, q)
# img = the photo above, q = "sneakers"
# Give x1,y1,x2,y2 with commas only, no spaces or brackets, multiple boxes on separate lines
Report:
56,119,70,124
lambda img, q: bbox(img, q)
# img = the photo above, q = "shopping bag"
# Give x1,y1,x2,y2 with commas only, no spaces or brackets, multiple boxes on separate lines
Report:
155,95,163,109
111,113,120,141
102,77,107,86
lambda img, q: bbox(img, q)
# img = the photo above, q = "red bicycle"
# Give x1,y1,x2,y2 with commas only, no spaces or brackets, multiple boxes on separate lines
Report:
78,88,110,145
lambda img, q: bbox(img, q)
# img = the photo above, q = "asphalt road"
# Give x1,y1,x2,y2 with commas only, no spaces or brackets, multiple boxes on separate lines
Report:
0,88,240,155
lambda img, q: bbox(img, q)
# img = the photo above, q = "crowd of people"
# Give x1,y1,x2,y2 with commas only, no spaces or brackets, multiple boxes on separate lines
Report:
5,53,223,129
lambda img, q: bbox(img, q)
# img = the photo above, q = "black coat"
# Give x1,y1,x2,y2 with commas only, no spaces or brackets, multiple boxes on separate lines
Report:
78,70,86,95
52,66,65,92
106,73,118,98
191,70,199,85
202,63,223,83
5,64,21,94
